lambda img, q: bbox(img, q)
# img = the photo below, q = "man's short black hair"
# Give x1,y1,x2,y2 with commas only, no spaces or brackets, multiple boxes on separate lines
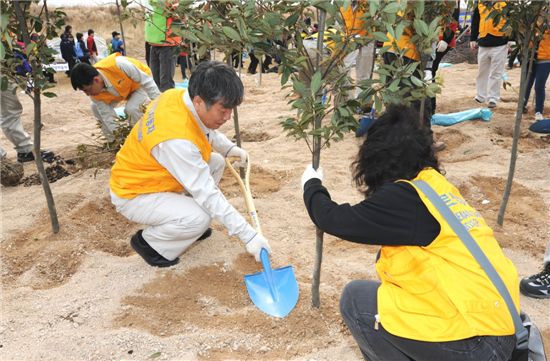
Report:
188,61,244,109
70,63,99,90
88,29,94,35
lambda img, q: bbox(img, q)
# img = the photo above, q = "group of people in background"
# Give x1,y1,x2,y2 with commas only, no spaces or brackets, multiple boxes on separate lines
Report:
59,25,125,76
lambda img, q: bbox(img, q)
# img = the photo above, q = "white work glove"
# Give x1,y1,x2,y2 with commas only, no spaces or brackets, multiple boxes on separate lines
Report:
226,145,248,168
436,40,448,53
424,70,433,82
245,233,272,262
301,165,324,191
469,41,478,50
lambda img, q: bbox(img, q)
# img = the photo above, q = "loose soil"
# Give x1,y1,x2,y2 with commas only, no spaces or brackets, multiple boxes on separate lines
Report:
1,55,548,360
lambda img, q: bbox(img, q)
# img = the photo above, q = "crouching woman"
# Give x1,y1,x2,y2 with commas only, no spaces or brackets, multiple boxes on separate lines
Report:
301,105,519,361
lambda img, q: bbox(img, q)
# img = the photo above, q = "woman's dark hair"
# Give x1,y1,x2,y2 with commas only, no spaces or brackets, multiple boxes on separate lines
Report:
188,60,244,109
76,32,83,40
352,104,441,196
65,25,72,33
70,63,99,90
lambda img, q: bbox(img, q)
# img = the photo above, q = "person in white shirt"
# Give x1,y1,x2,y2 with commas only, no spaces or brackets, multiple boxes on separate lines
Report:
109,61,271,267
70,54,161,142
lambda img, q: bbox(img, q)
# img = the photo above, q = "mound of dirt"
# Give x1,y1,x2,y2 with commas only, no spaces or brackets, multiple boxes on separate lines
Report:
115,254,344,360
1,158,24,186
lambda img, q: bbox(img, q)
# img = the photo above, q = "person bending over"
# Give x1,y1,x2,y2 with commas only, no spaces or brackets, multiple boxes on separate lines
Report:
109,61,271,267
71,54,160,142
301,105,519,361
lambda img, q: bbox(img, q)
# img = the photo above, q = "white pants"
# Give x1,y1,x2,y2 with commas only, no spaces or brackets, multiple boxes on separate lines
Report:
344,42,376,99
91,88,150,141
0,85,33,156
476,44,507,103
111,153,226,261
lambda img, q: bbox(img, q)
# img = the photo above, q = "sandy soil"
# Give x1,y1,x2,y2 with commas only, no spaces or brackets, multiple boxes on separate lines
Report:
1,60,549,361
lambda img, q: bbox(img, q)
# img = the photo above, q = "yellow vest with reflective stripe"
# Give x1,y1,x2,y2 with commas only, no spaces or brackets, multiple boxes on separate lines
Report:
109,89,212,199
383,27,420,61
340,4,367,36
478,2,506,39
376,168,519,341
92,53,152,104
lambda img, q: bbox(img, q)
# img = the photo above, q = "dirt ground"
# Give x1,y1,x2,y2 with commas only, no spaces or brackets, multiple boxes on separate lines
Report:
1,56,549,360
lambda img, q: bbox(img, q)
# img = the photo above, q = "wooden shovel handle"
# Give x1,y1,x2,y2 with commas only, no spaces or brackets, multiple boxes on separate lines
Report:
225,156,262,234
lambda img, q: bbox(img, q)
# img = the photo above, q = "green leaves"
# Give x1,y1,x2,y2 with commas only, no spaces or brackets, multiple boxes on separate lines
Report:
310,71,322,95
222,26,241,42
383,2,400,14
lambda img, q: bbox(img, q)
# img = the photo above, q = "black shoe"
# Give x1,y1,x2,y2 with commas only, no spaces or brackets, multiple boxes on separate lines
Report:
130,230,179,268
198,227,212,241
520,263,550,299
17,150,55,163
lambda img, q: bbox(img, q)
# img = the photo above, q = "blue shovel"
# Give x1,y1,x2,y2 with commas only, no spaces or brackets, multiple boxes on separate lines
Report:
225,157,299,318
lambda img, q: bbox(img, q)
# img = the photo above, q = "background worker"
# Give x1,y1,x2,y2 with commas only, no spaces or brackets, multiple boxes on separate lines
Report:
520,241,550,299
524,29,550,121
70,54,160,142
109,61,271,267
145,0,181,91
60,25,76,76
87,29,98,64
382,13,444,151
110,31,125,55
470,1,508,108
301,105,518,361
340,0,376,100
1,84,54,163
2,38,54,164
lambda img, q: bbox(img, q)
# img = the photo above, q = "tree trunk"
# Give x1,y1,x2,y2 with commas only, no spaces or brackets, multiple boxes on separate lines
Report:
115,0,127,55
311,9,326,309
226,55,245,179
497,28,536,226
33,87,60,233
13,0,60,233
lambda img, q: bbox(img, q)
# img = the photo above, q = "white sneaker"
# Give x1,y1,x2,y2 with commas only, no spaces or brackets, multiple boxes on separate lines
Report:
535,112,543,121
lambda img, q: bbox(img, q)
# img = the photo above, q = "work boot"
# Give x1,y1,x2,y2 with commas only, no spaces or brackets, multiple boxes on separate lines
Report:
130,230,179,268
198,227,212,241
520,263,550,299
17,150,55,163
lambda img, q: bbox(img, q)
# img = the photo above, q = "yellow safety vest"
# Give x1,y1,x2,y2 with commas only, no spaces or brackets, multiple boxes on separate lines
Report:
383,27,420,61
340,3,367,37
92,53,152,104
110,88,212,199
376,168,519,341
537,31,550,61
478,2,506,39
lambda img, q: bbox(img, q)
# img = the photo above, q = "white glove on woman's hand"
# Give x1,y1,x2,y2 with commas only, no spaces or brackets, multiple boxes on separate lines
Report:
301,165,324,190
245,233,272,262
424,70,433,82
226,146,248,167
436,40,448,53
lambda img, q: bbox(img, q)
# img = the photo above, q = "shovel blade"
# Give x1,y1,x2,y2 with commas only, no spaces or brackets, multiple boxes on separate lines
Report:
244,250,299,318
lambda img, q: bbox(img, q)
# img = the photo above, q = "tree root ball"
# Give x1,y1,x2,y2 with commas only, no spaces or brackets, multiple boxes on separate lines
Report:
1,158,24,186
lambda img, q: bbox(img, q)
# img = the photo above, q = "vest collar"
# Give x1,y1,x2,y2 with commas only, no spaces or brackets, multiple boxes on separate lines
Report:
183,90,210,138
96,69,120,97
